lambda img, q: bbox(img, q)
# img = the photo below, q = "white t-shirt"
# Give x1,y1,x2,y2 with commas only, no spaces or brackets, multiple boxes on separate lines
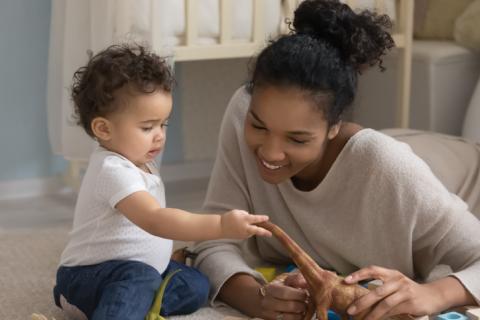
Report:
60,147,172,274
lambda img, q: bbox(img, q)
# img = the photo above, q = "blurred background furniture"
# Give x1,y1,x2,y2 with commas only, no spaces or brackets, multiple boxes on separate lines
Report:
353,0,480,140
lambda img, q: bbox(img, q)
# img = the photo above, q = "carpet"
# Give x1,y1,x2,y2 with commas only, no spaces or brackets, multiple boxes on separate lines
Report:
0,227,246,320
0,227,67,320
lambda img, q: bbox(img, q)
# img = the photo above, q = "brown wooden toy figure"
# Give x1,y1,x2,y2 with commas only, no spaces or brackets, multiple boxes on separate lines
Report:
257,221,371,320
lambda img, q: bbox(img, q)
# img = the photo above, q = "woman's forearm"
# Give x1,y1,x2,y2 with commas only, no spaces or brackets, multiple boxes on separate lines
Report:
428,276,477,311
218,273,264,318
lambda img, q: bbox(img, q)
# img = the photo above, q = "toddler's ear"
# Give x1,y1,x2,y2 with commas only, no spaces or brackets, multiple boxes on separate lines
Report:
91,117,112,141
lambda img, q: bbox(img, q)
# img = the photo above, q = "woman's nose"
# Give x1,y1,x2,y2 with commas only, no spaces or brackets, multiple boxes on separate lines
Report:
260,138,285,162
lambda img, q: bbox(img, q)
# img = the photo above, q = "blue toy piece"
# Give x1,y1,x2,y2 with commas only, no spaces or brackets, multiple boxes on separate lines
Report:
436,311,469,320
328,309,341,320
285,264,297,273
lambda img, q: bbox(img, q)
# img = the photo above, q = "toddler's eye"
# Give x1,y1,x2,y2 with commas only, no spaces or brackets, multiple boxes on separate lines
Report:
142,127,153,132
161,121,169,129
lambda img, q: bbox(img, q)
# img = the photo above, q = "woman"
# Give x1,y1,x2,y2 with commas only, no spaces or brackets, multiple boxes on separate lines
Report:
193,1,480,320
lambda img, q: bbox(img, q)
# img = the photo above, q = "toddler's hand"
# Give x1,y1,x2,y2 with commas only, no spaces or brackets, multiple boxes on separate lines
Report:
220,210,272,239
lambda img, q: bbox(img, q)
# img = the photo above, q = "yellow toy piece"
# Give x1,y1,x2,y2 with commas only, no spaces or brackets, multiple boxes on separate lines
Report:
145,269,182,320
255,267,277,282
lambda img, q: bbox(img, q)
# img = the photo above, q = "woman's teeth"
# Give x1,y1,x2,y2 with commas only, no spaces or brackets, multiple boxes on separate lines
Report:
261,159,283,170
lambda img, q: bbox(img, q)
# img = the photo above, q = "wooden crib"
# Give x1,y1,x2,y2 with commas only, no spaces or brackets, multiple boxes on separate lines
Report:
53,0,414,189
147,0,413,127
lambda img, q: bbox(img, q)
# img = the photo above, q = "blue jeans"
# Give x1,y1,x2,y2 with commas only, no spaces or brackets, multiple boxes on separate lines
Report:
53,260,210,320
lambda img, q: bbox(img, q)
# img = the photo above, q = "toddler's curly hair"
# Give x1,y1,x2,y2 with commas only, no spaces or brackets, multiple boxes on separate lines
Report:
71,44,175,137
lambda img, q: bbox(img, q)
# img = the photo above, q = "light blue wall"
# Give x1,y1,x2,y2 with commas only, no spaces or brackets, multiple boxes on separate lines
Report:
163,71,184,165
0,0,183,182
0,0,63,181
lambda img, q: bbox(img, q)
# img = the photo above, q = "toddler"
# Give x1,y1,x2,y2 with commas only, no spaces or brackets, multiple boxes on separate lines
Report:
53,44,271,320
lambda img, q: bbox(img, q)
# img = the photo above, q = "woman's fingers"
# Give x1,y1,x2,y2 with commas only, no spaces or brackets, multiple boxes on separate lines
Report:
345,265,402,284
259,282,309,319
267,281,309,302
283,272,308,289
353,280,409,320
347,278,397,315
346,266,432,320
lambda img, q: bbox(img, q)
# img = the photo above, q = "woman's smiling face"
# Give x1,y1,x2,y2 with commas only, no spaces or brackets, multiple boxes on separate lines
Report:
244,85,339,185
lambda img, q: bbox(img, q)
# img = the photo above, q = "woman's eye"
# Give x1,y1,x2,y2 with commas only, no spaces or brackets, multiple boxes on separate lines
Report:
251,123,266,130
290,138,307,145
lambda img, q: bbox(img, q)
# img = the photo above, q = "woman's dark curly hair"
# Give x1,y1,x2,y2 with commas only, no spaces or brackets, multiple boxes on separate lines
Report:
248,0,394,126
71,44,175,137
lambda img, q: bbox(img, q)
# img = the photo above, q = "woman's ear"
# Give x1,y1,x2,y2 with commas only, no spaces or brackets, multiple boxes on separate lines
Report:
91,117,112,141
327,121,342,140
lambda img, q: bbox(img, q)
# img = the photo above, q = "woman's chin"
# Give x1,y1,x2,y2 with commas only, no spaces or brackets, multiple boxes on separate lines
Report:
258,166,289,184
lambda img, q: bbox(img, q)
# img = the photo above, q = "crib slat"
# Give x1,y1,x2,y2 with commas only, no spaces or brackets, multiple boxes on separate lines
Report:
150,0,162,52
220,0,232,44
185,0,198,46
346,0,357,8
395,0,414,128
375,0,386,15
280,0,298,34
252,0,264,43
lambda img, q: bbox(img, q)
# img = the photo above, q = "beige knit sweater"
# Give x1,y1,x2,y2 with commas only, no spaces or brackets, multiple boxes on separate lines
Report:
193,87,480,305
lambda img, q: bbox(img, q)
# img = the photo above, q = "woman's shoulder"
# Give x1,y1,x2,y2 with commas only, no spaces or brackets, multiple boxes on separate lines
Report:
339,127,423,176
381,128,480,194
346,127,410,157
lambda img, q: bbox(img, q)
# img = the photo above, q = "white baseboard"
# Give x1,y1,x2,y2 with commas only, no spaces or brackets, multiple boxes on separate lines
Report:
0,175,67,201
160,160,214,183
64,159,214,184
61,160,214,191
0,161,214,201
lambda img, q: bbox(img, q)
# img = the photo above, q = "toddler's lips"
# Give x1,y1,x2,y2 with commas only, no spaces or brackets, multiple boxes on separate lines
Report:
148,149,161,157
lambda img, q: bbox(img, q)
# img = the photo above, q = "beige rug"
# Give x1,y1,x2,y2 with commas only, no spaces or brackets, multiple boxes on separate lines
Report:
0,227,67,320
0,227,245,320
0,225,455,320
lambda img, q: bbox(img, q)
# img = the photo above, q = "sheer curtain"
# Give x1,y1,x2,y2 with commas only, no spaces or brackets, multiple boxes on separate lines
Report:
47,0,151,160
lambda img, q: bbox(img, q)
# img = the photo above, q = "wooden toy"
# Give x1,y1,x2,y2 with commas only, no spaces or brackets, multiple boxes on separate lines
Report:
257,221,377,320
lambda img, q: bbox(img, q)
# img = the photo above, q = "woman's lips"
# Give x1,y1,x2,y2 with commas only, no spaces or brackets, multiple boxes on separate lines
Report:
260,157,285,170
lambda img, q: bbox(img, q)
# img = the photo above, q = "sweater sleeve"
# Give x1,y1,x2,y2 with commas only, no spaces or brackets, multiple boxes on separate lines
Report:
410,181,480,304
364,133,480,303
192,87,266,305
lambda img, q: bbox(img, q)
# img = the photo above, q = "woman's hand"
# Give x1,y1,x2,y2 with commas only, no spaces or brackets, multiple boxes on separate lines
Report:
344,265,463,320
218,273,309,320
257,273,310,320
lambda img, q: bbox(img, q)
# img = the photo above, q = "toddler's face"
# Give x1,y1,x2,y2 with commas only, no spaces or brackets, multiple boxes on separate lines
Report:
105,89,173,167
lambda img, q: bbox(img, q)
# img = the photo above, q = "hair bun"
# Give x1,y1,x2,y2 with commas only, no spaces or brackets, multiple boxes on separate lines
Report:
292,0,394,70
